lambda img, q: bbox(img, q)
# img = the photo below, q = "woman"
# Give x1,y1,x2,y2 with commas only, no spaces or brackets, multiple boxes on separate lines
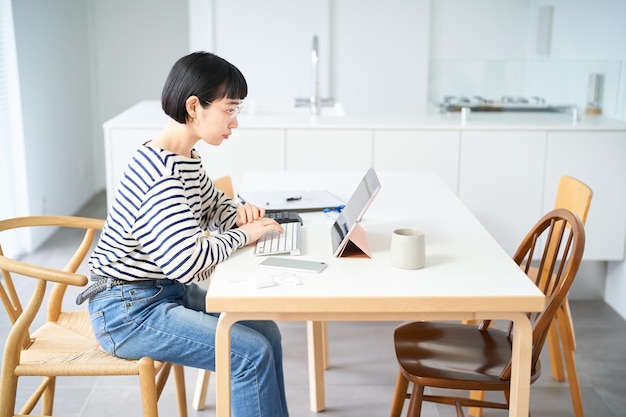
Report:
81,51,289,417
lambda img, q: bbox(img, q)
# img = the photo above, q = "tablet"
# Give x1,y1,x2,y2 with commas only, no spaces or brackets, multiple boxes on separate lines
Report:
330,168,381,257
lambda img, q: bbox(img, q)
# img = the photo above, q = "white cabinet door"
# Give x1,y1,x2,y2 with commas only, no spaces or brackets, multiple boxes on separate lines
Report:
285,129,372,171
373,130,460,193
459,130,546,256
104,128,160,210
196,129,286,192
544,131,626,260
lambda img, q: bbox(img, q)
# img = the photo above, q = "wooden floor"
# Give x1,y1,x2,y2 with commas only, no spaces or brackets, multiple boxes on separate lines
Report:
2,191,625,417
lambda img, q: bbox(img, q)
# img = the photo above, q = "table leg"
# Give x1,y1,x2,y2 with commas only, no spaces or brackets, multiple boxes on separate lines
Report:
322,321,330,370
508,312,533,417
307,321,326,412
215,313,236,417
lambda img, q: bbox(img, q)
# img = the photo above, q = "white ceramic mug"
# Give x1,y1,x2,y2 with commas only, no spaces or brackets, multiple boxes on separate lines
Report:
390,228,425,270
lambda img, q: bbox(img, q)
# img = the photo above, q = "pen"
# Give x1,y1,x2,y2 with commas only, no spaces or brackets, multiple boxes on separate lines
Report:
266,196,302,205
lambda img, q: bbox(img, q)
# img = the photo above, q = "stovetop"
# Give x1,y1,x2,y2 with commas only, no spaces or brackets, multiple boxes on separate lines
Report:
440,96,576,113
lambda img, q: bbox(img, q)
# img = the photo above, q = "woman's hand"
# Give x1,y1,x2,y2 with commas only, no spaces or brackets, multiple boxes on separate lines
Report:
238,218,283,245
235,203,282,245
235,202,265,226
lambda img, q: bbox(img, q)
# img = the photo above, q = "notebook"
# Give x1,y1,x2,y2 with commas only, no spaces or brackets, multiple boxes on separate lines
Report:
330,168,381,258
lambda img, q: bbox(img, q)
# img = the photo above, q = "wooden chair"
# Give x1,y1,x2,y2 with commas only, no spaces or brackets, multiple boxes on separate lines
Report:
214,175,235,201
192,175,232,411
389,208,586,417
467,175,592,417
544,176,592,417
0,216,187,417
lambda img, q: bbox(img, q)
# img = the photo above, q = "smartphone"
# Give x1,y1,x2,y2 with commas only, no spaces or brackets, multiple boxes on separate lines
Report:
259,257,327,274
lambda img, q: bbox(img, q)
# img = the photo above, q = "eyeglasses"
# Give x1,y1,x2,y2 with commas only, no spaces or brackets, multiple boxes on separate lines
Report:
202,99,244,120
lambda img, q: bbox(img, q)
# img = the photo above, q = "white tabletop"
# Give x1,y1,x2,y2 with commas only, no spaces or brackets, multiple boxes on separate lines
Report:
207,171,544,315
206,170,544,417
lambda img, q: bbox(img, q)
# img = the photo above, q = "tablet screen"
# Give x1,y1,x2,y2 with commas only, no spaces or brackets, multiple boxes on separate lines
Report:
331,168,381,257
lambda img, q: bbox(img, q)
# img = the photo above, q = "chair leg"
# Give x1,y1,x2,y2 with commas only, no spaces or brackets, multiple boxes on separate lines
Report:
558,309,585,417
561,298,577,350
390,371,409,417
7,374,49,417
406,383,425,417
192,369,211,411
41,376,56,415
173,365,188,417
456,400,466,417
548,316,566,381
138,357,160,417
468,390,484,417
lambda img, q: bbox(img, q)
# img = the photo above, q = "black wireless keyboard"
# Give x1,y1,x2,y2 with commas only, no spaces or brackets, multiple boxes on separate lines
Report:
265,211,303,224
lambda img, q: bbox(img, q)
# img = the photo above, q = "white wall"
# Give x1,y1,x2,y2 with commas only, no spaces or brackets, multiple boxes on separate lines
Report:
191,0,626,119
189,0,430,116
10,0,189,250
90,0,189,189
542,0,626,120
12,0,94,248
430,0,626,117
429,0,626,119
332,0,430,115
212,0,332,110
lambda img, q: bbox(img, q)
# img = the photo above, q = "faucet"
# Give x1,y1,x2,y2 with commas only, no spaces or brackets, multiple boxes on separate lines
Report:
295,35,335,115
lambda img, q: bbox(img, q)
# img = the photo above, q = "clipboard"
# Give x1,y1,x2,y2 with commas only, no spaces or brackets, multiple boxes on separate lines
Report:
238,189,344,212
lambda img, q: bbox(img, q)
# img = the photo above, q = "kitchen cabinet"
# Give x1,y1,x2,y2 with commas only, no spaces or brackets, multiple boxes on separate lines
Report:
196,129,285,192
458,130,546,256
103,127,160,209
285,129,372,171
373,130,460,193
544,131,626,260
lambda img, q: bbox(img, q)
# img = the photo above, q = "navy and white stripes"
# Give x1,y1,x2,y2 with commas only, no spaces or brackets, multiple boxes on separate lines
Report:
90,145,247,284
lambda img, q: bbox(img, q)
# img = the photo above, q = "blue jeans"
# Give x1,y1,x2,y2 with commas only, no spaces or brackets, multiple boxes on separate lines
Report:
88,277,288,417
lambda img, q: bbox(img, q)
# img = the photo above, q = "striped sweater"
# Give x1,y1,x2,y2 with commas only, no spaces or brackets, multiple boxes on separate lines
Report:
90,145,248,284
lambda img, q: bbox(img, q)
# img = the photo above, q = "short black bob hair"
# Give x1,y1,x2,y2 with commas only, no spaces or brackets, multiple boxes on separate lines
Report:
161,51,248,124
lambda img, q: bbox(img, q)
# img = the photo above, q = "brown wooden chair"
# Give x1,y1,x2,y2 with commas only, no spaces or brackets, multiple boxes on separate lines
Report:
467,175,592,417
544,175,592,417
0,216,187,417
389,208,586,417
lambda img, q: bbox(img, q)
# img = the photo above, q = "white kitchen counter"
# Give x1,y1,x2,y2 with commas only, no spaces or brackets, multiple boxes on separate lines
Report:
105,100,626,131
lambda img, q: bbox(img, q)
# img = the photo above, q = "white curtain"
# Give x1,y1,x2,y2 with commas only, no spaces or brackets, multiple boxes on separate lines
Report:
0,0,28,255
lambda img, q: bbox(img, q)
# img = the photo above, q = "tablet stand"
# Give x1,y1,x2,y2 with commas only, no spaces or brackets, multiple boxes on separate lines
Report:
336,224,372,258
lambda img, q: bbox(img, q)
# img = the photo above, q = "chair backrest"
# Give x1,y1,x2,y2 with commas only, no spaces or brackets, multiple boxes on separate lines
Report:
537,176,592,288
494,208,585,380
0,216,104,350
554,175,593,223
214,175,235,199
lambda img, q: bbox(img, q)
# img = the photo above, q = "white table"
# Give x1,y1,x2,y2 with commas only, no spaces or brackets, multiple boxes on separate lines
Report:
206,171,545,417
